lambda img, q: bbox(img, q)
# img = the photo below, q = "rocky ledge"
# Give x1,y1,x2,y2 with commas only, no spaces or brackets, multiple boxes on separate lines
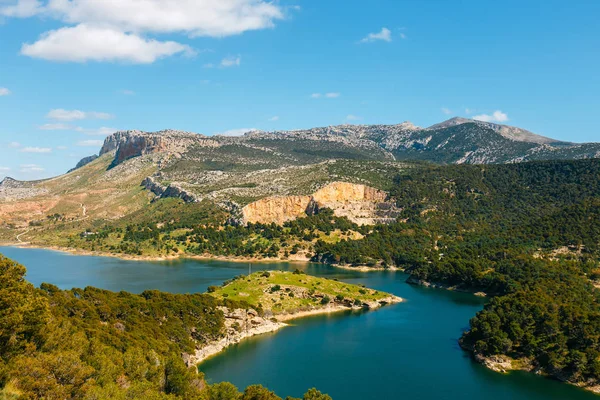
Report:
241,181,402,225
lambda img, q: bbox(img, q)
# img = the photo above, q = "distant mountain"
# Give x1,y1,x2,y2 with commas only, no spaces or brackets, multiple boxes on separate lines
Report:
1,117,598,231
97,118,600,169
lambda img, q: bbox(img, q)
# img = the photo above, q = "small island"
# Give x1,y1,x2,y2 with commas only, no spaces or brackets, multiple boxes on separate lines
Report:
190,270,402,365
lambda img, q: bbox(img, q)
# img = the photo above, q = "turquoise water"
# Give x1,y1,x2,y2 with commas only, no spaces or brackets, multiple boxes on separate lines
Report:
1,246,596,400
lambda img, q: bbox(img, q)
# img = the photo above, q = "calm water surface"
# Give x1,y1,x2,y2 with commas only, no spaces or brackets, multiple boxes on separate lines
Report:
1,246,595,400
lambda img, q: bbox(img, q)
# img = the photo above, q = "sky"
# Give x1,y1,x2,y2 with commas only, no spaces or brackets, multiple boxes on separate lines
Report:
0,0,599,180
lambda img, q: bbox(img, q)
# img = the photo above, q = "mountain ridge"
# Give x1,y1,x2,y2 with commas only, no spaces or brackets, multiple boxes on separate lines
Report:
91,117,599,170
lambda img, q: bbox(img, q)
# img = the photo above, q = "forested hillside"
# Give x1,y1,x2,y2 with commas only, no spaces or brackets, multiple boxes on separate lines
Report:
0,256,332,400
313,159,600,387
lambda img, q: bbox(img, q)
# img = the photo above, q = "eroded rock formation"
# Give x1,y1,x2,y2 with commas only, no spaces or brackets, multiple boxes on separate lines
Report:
101,130,219,168
241,182,401,226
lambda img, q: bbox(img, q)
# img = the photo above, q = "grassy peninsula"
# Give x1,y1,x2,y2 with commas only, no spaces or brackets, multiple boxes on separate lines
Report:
0,255,401,399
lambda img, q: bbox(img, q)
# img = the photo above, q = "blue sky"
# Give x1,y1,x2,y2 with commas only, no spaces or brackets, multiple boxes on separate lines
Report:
1,0,599,180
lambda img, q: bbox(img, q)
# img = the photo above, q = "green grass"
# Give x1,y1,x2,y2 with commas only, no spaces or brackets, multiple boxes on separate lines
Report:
210,270,392,315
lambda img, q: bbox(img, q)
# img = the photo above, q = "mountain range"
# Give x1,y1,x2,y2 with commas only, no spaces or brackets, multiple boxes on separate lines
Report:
1,117,599,233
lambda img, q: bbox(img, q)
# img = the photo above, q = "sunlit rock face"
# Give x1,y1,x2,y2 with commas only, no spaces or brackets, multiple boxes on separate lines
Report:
241,182,401,226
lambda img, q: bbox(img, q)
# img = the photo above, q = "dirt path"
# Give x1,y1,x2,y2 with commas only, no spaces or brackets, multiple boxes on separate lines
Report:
16,229,30,243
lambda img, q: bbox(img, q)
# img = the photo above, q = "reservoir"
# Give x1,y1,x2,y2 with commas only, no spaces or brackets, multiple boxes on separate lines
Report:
1,246,596,400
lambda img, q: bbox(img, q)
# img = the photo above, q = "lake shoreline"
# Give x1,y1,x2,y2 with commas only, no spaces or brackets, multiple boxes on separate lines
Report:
0,242,403,273
191,295,402,366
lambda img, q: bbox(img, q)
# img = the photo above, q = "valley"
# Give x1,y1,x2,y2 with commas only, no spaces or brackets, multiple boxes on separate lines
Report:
2,117,600,396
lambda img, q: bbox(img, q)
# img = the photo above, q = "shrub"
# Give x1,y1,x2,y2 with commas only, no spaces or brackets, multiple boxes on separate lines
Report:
321,296,331,305
270,285,281,293
207,286,218,293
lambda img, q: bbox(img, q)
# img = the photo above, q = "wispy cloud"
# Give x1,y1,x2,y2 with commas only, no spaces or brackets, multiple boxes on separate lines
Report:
441,107,452,115
220,55,241,68
47,109,114,121
56,146,68,150
8,142,21,148
359,27,392,43
311,92,340,99
121,89,135,95
20,164,45,173
39,123,73,130
0,87,11,96
346,114,362,121
20,146,52,153
77,139,104,147
39,123,116,136
465,108,475,115
75,127,117,136
473,110,509,123
268,116,279,121
0,166,11,172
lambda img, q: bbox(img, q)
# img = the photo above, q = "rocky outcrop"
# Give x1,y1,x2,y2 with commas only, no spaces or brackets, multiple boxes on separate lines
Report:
242,195,315,225
101,130,219,168
0,177,48,200
68,155,98,173
184,306,285,366
142,176,199,203
241,182,401,226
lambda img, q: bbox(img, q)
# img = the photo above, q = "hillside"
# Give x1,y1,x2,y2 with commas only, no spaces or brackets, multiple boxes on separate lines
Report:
1,255,362,399
1,117,599,251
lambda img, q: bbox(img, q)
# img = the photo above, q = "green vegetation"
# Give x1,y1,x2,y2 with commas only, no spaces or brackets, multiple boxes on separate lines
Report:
210,271,392,315
313,159,600,387
0,255,332,399
68,206,360,259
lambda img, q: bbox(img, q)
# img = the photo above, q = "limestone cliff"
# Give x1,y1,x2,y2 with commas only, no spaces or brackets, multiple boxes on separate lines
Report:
101,130,219,168
241,195,315,225
241,182,401,226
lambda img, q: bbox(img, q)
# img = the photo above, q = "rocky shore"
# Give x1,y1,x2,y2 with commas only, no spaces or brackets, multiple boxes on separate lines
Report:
188,295,402,366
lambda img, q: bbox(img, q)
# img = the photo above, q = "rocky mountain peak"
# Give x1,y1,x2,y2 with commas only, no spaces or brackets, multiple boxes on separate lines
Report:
427,117,562,145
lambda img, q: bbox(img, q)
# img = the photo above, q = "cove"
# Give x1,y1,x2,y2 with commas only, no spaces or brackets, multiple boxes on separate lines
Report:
1,246,597,400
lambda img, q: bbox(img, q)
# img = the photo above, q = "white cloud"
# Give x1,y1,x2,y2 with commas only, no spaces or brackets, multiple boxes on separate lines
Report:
56,145,68,150
22,24,194,64
77,139,104,147
0,166,11,172
346,114,361,121
3,0,286,63
220,55,241,68
121,89,135,95
20,163,44,173
214,128,257,137
8,141,21,148
39,123,116,136
75,126,117,136
47,108,114,121
465,108,474,115
38,0,283,37
473,110,509,123
268,116,279,121
20,146,52,153
0,0,42,17
312,92,340,99
359,27,392,43
399,33,407,39
441,107,452,115
39,123,73,130
0,87,11,96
